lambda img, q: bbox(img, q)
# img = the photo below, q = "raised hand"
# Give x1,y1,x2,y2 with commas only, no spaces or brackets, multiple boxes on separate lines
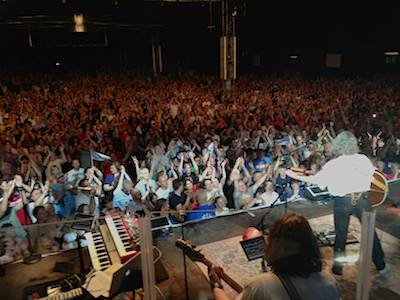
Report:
221,159,227,168
14,175,23,187
132,156,139,166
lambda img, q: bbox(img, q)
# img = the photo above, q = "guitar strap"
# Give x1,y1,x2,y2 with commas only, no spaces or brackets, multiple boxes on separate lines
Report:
275,273,302,300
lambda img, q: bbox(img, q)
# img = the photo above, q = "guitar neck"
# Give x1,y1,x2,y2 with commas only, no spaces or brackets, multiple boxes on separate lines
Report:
201,257,243,293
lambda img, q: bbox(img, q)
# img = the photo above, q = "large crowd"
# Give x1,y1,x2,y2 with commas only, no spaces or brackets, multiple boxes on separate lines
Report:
1,73,400,263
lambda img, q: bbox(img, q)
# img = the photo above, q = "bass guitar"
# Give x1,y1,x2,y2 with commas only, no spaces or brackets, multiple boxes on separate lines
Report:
176,239,243,293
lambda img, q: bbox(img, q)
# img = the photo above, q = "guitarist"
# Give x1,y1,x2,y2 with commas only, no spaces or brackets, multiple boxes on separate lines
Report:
285,131,387,277
209,214,340,300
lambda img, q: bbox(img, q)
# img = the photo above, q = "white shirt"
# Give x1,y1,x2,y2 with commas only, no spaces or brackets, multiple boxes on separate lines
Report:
156,184,173,200
313,154,374,196
66,168,85,184
261,191,279,206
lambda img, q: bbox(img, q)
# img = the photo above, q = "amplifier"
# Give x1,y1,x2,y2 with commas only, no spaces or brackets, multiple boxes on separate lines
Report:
305,185,331,202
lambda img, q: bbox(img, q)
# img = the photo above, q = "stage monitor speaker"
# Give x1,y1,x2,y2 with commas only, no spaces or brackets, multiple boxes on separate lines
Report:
304,185,331,202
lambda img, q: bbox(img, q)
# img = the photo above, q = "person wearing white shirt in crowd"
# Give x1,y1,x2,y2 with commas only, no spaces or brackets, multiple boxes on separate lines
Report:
112,166,133,211
286,131,388,277
261,181,279,206
66,158,85,190
131,157,157,199
156,166,178,200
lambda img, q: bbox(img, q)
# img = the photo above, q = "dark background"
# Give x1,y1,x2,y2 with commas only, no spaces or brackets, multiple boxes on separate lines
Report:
0,0,399,75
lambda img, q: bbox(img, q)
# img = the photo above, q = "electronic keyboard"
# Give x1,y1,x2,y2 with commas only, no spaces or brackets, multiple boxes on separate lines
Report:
37,287,83,300
105,213,138,262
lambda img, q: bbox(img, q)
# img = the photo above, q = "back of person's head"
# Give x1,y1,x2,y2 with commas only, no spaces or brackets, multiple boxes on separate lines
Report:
154,198,169,211
332,131,359,156
265,214,321,277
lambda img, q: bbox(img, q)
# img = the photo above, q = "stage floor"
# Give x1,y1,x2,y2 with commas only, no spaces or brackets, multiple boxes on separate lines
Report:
155,198,400,300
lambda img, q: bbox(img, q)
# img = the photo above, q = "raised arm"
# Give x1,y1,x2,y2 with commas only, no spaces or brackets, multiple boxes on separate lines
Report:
329,121,336,138
220,159,227,187
29,159,43,181
34,185,49,207
132,156,141,177
59,144,67,163
115,166,126,192
23,160,31,183
189,152,199,174
43,149,52,167
228,157,241,184
285,169,318,185
317,124,326,139
178,155,184,177
241,160,252,182
250,173,268,192
0,181,14,219
273,156,283,174
92,166,103,180
92,175,103,196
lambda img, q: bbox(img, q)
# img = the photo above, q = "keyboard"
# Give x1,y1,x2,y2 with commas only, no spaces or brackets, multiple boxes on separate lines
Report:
84,231,112,271
37,287,82,300
105,213,138,262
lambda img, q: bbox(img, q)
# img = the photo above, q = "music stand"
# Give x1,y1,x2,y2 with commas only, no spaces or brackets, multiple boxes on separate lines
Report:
240,236,266,261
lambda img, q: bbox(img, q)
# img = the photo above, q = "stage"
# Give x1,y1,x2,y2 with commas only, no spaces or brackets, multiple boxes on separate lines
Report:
155,195,400,300
1,183,399,299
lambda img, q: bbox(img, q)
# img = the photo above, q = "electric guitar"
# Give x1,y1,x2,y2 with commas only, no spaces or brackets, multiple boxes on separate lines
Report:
369,169,388,207
176,239,243,293
290,167,388,207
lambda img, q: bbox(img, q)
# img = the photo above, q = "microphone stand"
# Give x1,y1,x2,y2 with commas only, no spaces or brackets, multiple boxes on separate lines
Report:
256,191,284,235
257,194,283,273
76,234,85,275
282,185,288,215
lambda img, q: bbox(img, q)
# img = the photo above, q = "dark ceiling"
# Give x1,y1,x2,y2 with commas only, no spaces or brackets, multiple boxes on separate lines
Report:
0,1,398,73
0,1,398,41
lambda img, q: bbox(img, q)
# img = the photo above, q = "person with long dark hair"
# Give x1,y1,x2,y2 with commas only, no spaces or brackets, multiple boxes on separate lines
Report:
209,214,340,300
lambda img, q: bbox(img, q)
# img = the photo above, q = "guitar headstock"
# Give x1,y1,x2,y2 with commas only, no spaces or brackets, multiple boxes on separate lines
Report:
175,239,205,262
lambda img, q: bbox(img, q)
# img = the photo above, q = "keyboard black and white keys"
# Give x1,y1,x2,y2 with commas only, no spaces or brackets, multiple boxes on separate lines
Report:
37,287,83,300
105,213,138,262
84,231,111,271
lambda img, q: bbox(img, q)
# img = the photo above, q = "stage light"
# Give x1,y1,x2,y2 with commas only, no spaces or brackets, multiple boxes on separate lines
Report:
334,253,359,265
55,62,60,66
384,51,399,56
74,13,85,33
242,227,263,240
289,55,298,59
